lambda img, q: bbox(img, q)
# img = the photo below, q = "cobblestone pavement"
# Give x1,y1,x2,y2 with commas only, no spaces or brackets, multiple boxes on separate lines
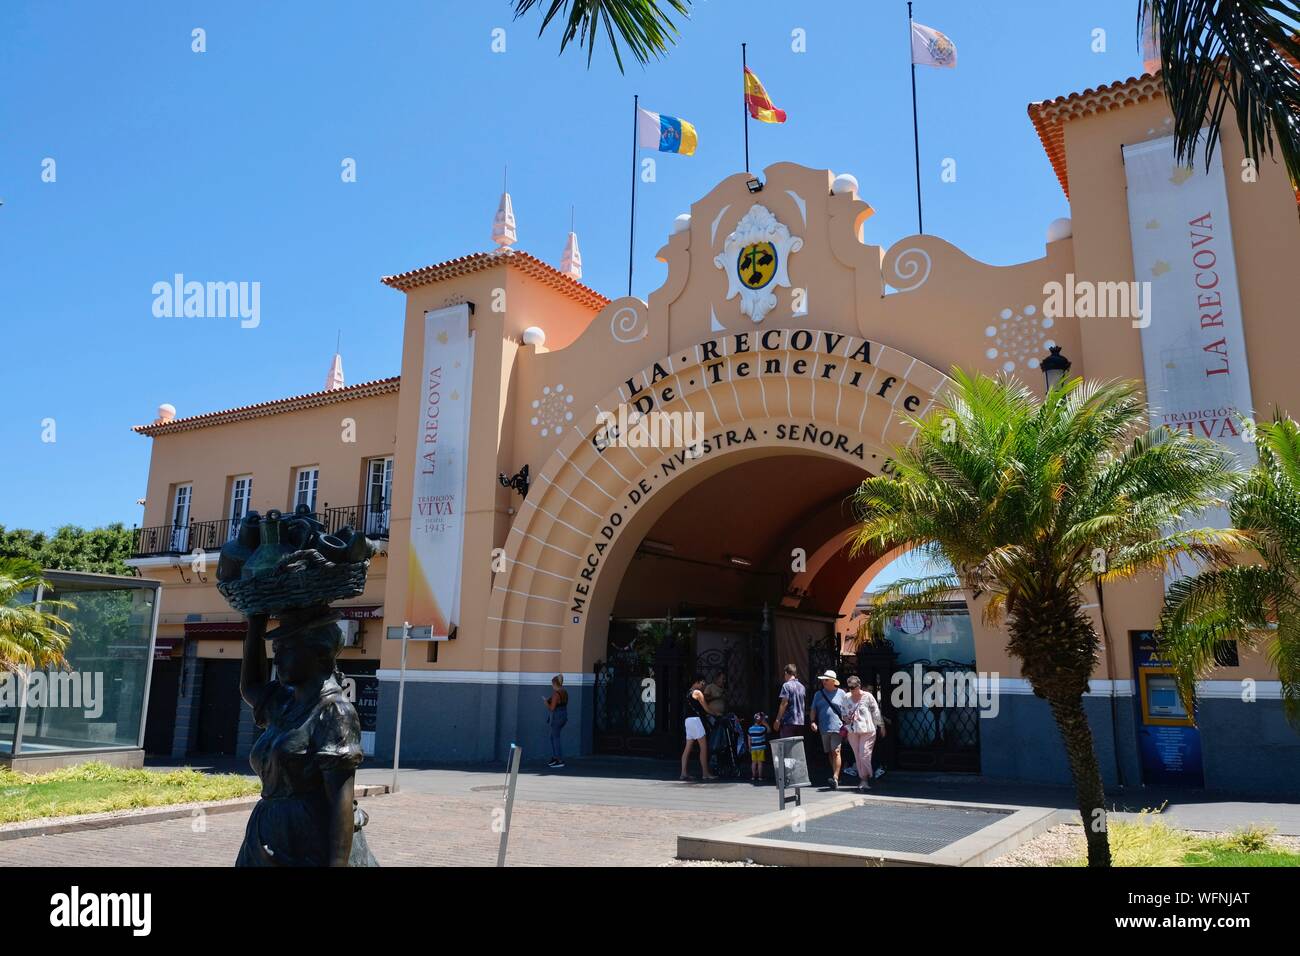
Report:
0,788,744,868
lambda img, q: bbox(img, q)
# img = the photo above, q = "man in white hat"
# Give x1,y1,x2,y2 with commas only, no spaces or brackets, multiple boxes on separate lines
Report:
809,669,849,789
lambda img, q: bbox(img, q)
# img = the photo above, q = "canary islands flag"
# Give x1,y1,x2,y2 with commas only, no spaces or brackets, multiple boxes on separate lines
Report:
744,67,786,124
637,107,698,156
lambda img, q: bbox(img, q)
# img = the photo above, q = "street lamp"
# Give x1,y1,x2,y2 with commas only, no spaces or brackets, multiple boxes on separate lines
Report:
1041,346,1072,391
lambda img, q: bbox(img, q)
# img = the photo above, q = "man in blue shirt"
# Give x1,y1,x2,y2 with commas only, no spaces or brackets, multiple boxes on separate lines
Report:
809,670,849,789
773,664,806,738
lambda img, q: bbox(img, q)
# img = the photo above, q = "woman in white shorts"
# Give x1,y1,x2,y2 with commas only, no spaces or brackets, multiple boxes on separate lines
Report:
680,677,717,781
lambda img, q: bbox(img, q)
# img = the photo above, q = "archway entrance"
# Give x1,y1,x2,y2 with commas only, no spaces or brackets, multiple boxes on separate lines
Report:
593,451,867,757
484,331,953,762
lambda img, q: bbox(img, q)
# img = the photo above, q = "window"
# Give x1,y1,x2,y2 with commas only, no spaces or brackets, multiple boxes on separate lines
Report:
228,476,253,539
170,484,192,551
365,457,393,537
293,467,319,513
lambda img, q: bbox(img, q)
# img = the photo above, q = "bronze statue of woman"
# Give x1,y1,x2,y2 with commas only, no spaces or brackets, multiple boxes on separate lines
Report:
236,605,378,866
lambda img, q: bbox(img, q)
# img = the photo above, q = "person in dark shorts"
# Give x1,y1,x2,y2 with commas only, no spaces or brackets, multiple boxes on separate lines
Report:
772,664,806,739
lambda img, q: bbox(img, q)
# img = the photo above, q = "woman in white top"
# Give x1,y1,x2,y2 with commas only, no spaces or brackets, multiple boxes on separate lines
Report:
842,675,886,792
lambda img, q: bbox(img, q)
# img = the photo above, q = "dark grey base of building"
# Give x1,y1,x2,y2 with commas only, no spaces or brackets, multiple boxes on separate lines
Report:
373,678,593,765
982,692,1300,797
375,679,1300,798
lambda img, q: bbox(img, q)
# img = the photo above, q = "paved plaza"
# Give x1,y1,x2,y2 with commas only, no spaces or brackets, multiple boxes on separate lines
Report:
2,758,1298,867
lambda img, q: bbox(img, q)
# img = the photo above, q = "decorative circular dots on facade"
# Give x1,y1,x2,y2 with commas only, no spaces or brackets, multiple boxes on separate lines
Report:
531,384,575,437
983,305,1057,373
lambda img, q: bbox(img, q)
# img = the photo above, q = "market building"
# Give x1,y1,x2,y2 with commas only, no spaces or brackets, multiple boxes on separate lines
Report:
129,67,1300,794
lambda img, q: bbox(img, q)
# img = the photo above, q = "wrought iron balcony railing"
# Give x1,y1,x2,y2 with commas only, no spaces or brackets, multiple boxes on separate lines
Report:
132,503,390,558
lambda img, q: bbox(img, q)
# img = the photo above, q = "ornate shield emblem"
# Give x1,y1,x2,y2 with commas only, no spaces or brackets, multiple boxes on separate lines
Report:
714,204,802,324
738,242,778,289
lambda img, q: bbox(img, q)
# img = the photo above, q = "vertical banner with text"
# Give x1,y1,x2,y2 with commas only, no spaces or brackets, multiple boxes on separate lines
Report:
1123,133,1256,532
405,303,475,636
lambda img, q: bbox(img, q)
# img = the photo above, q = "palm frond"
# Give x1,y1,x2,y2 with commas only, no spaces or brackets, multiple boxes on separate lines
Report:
857,574,962,640
514,0,691,72
1142,0,1300,187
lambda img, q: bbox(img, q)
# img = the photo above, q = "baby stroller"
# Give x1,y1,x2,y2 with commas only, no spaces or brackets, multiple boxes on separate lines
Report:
708,713,747,778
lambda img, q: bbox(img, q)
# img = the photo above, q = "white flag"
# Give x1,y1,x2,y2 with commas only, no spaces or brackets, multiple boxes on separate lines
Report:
911,21,957,68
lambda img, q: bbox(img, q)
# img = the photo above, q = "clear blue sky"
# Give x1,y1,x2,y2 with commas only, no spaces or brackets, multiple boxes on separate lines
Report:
1,0,1148,532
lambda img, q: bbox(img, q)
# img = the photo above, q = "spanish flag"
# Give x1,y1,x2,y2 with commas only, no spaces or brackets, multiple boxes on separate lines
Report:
744,67,786,124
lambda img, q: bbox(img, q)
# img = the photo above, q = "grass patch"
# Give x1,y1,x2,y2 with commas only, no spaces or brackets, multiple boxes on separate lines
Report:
1065,813,1300,867
0,761,258,824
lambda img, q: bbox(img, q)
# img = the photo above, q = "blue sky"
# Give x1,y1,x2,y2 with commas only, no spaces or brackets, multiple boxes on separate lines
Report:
1,0,1150,532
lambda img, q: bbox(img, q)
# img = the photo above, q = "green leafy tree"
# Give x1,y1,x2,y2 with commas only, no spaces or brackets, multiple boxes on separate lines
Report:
1142,1,1300,189
1161,413,1300,725
850,372,1242,866
0,558,73,671
513,0,690,71
0,524,134,576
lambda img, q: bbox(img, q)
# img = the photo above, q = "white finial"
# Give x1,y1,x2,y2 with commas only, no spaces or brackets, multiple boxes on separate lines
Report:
560,231,582,280
325,351,345,391
156,403,176,423
831,173,859,195
492,177,517,249
1046,217,1073,243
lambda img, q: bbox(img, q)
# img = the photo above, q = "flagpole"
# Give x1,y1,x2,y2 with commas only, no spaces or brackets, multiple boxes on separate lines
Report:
629,93,638,297
908,2,924,234
741,43,750,172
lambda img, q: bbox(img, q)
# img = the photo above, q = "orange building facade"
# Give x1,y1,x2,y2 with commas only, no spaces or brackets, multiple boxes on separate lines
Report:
130,70,1300,793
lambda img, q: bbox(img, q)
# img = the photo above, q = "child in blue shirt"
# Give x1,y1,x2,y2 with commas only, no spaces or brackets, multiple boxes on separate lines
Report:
748,712,771,782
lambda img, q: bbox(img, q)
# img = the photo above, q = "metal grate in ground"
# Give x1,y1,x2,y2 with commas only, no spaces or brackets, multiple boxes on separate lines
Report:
755,801,1011,855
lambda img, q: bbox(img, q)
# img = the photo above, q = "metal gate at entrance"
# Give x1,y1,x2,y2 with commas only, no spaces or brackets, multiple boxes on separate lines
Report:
809,634,980,774
593,615,768,758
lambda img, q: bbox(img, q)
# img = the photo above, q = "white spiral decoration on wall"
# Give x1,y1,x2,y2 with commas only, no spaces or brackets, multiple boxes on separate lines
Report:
610,305,648,344
888,247,933,292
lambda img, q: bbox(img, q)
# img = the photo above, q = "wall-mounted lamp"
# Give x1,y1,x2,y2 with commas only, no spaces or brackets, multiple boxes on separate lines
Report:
497,464,530,498
746,177,764,194
1041,345,1072,392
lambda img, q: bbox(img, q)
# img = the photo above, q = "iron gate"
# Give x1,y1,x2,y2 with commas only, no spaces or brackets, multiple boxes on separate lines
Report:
594,620,769,757
890,659,980,772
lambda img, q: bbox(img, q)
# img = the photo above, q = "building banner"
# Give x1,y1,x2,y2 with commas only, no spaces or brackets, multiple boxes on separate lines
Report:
1122,133,1256,531
405,304,474,637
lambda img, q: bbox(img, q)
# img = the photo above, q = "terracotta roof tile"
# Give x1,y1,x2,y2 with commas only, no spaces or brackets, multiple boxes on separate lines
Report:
1028,70,1299,205
1028,72,1166,199
132,376,400,437
381,248,609,310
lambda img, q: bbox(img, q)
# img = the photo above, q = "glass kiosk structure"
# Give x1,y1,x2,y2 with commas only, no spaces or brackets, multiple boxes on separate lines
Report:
0,570,161,772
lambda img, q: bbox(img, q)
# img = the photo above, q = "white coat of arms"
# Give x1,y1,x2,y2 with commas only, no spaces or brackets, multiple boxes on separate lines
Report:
713,204,803,324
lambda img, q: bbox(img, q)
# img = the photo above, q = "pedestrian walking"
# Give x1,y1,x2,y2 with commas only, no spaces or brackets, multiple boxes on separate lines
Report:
680,676,716,781
772,664,806,739
809,669,849,789
747,712,771,782
842,675,886,791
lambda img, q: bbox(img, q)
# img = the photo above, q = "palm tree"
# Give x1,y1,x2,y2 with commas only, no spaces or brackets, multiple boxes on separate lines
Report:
1160,413,1300,726
850,372,1242,866
0,558,73,671
513,0,691,72
1142,1,1300,187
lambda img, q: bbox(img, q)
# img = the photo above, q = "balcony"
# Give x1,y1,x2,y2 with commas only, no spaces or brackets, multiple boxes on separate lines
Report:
131,502,391,559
